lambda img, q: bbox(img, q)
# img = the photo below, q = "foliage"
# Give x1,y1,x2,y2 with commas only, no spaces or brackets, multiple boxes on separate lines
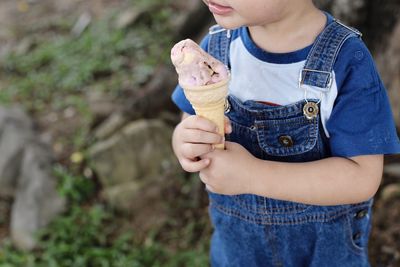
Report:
0,7,172,112
0,167,209,267
55,165,96,204
0,1,210,266
0,206,167,267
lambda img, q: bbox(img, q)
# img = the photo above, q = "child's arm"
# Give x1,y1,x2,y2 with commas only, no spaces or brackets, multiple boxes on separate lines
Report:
251,152,383,205
200,141,383,205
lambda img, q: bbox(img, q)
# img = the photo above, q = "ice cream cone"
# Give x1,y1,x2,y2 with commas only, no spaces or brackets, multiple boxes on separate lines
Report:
182,78,229,149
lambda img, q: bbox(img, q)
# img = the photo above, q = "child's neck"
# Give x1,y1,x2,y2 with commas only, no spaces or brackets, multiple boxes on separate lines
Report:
248,5,326,54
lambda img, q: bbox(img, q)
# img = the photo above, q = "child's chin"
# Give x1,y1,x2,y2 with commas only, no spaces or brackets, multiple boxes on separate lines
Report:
213,17,242,30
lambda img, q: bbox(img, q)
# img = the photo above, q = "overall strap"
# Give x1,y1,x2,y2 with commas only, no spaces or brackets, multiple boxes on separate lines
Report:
207,25,232,69
300,19,362,90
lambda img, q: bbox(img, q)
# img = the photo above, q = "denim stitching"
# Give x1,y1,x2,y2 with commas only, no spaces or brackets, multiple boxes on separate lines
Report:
232,196,309,214
208,24,231,69
302,21,360,88
210,201,371,225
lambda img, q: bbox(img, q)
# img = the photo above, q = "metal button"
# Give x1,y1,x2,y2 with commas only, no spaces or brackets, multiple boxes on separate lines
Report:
303,102,319,120
250,125,256,131
224,98,231,113
279,135,294,147
354,209,368,219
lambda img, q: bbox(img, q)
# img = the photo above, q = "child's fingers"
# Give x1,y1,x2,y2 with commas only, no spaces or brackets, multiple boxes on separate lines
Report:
182,129,223,145
224,116,232,134
180,157,210,173
181,143,214,159
183,115,219,133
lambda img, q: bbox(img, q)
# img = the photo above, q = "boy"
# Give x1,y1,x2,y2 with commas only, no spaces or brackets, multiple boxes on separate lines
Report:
171,0,400,266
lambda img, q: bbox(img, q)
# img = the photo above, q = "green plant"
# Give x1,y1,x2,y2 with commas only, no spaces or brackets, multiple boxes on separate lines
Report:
0,203,210,267
54,165,95,204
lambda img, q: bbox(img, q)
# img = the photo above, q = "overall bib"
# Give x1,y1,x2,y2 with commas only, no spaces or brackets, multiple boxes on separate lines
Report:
206,20,372,267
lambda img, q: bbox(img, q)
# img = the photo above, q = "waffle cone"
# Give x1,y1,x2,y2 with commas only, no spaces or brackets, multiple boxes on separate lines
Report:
182,79,229,149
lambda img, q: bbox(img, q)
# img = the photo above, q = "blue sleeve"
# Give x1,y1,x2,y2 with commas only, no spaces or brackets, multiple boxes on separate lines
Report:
327,39,400,157
171,35,210,115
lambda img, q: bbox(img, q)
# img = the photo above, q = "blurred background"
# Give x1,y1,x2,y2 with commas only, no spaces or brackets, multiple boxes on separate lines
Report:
0,0,398,266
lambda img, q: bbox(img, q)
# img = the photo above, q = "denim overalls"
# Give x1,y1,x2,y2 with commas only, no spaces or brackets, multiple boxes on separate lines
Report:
206,20,373,267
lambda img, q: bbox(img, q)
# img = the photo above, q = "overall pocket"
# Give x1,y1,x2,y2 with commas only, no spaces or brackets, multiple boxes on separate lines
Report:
255,115,319,158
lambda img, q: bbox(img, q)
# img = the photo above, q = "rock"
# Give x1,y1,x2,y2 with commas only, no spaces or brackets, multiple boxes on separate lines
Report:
71,12,92,37
89,119,180,189
0,105,34,134
115,8,141,29
102,178,164,213
0,105,65,250
0,106,35,197
93,112,128,140
101,181,142,212
90,118,183,230
380,183,400,201
11,142,66,251
384,163,400,177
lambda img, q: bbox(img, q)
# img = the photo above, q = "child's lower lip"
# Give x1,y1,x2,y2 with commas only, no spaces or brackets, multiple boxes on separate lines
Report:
208,2,233,16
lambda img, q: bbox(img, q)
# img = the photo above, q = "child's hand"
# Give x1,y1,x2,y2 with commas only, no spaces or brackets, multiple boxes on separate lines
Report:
199,141,258,195
172,114,232,173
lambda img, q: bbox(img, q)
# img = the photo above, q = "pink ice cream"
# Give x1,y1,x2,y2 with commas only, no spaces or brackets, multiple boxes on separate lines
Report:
171,39,229,87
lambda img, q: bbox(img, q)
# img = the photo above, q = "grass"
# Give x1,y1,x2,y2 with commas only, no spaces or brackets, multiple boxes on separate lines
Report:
0,166,210,267
0,206,169,267
0,8,172,112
